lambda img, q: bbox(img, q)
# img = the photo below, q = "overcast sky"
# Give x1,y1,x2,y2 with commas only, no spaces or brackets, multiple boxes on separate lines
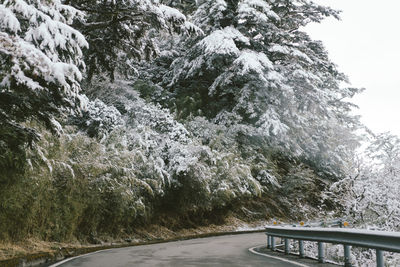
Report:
305,0,400,136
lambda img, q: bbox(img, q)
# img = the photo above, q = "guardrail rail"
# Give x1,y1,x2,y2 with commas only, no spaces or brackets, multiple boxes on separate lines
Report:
265,225,400,267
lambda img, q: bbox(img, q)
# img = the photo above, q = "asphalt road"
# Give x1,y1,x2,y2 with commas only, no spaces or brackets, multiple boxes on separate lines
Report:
53,232,305,267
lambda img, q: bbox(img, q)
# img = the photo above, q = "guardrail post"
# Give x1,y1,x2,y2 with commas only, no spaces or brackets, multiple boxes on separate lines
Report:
284,239,290,254
299,240,304,258
376,250,384,267
267,235,271,249
344,245,352,267
318,242,325,263
271,236,276,251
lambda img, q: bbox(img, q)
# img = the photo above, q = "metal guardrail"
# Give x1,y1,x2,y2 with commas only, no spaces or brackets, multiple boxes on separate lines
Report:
265,226,400,267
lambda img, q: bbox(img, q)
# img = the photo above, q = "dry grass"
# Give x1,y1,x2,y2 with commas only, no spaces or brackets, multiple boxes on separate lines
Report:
0,239,56,260
0,238,101,261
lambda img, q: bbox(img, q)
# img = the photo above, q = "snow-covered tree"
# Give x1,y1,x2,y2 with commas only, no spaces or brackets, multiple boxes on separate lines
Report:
159,0,362,178
67,0,201,81
330,132,400,230
0,0,88,169
328,132,400,266
367,132,400,175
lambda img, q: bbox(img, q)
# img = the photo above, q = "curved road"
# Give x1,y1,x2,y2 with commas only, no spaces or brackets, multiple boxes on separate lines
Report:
53,232,303,266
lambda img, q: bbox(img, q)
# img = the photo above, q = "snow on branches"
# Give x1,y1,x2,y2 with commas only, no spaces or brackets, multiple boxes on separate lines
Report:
68,0,202,81
162,0,362,178
0,1,88,156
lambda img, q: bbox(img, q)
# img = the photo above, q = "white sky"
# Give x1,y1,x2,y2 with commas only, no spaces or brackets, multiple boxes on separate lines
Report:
305,0,400,136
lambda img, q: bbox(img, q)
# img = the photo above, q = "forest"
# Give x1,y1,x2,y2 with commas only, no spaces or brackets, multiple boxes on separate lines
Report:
1,0,399,264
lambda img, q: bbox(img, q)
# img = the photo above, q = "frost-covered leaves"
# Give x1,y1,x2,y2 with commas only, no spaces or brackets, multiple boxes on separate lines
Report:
366,132,400,174
72,98,124,139
79,80,272,212
68,0,201,81
330,132,400,231
0,0,88,169
327,133,400,266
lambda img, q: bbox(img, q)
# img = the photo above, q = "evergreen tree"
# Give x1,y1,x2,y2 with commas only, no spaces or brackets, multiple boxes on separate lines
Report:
161,0,362,178
0,0,88,170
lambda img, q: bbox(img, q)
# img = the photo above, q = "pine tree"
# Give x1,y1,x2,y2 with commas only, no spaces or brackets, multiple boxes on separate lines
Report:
161,0,362,178
0,0,88,169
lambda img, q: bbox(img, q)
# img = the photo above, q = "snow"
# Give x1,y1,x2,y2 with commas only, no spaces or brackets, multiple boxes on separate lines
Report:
154,3,203,36
77,99,125,138
0,4,21,32
236,223,266,231
22,7,88,58
292,69,322,83
199,27,249,56
10,0,35,18
183,21,204,35
292,49,313,63
50,62,79,88
0,0,90,145
238,0,280,22
159,4,186,22
266,71,285,82
257,109,289,136
269,44,291,54
234,50,273,75
208,0,227,14
238,0,269,23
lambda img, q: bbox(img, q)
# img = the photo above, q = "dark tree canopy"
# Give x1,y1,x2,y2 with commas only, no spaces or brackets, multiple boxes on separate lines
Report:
67,0,201,81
